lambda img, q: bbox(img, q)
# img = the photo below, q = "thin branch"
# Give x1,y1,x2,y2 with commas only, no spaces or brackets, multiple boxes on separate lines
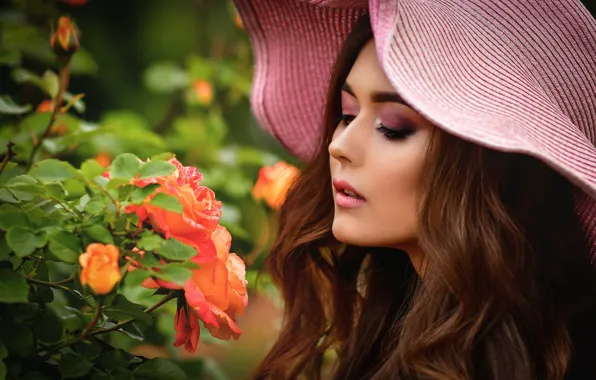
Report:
26,277,88,303
54,301,103,351
27,63,71,170
40,301,103,358
90,291,177,336
0,142,16,175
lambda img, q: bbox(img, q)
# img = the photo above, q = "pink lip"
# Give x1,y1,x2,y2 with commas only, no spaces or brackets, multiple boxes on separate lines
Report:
332,179,366,208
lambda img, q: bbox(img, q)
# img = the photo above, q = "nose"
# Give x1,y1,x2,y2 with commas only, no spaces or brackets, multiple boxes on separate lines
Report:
328,118,364,165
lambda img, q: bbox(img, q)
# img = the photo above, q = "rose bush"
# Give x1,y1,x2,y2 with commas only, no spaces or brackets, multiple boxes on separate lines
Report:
0,9,254,380
0,0,299,378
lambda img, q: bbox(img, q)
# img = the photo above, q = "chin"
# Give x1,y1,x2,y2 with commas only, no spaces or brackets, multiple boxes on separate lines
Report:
332,218,417,248
332,220,375,246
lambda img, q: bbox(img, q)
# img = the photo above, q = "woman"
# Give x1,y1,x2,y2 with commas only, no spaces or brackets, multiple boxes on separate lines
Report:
235,1,596,379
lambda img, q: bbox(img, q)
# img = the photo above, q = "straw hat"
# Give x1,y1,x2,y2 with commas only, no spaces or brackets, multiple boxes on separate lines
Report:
234,0,596,256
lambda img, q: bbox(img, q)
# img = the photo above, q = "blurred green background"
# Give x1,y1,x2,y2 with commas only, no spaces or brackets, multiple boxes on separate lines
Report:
0,0,296,378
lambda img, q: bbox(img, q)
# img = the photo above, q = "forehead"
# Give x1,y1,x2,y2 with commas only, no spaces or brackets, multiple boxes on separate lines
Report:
345,40,396,95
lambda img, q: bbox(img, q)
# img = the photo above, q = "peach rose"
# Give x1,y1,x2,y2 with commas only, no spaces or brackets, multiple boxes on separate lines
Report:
253,161,300,210
79,243,122,295
135,226,247,346
127,159,222,257
184,226,248,340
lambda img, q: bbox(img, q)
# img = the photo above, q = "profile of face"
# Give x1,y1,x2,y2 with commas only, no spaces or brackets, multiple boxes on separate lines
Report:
329,40,435,253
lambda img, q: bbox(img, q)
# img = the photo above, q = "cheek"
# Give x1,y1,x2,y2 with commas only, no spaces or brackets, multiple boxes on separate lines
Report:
363,143,427,244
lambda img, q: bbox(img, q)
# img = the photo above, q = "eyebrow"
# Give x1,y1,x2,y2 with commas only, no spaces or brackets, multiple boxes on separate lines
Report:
342,82,409,106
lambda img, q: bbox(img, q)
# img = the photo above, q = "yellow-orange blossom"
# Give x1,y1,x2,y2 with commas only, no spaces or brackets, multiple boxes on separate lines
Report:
253,161,300,210
79,243,122,295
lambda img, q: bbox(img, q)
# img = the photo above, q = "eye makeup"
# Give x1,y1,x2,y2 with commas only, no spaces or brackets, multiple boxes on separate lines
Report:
336,90,416,140
377,107,415,141
341,91,359,115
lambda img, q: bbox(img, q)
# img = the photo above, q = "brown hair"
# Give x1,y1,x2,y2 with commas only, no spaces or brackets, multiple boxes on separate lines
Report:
253,15,596,380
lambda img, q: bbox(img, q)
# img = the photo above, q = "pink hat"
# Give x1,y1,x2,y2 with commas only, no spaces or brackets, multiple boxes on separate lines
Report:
234,0,596,256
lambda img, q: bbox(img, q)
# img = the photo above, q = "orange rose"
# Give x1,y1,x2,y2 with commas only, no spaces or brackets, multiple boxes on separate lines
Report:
50,16,79,57
79,243,122,295
136,225,247,346
183,225,248,340
127,159,222,257
192,80,213,105
253,161,300,209
94,152,111,168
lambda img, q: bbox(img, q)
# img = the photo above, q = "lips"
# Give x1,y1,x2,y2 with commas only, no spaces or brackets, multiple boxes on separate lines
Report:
332,179,366,208
333,179,364,199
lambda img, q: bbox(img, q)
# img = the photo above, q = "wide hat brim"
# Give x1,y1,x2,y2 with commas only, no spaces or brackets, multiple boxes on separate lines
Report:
234,0,596,257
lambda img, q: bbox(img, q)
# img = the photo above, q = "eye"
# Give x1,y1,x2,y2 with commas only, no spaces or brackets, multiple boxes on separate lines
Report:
376,124,415,141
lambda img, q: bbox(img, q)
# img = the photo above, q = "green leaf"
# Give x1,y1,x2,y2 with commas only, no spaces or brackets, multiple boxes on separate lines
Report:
45,182,67,199
158,238,196,261
102,294,152,324
42,70,59,98
123,269,151,289
83,224,114,244
6,226,47,257
136,233,165,252
133,358,186,380
98,349,133,373
131,184,160,203
29,159,75,183
80,159,107,181
109,153,141,180
48,231,81,263
0,95,32,115
138,161,176,180
75,340,101,361
155,264,192,287
0,322,35,357
150,152,175,161
0,269,29,303
84,200,105,215
32,309,63,344
58,353,93,379
0,211,31,230
1,175,44,202
149,193,183,213
143,62,189,94
64,178,86,199
0,236,11,262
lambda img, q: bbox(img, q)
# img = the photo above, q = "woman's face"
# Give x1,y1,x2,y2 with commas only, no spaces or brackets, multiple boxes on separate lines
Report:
329,40,434,252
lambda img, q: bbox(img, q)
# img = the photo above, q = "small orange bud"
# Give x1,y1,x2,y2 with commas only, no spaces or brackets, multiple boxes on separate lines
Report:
94,152,111,168
50,16,80,58
79,243,122,295
36,100,54,113
253,162,300,210
234,10,244,30
50,122,68,136
192,80,213,105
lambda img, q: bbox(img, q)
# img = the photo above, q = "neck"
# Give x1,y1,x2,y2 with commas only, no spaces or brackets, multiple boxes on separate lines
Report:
397,242,425,276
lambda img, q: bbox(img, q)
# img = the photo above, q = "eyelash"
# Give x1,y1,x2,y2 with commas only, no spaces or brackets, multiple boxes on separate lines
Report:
336,114,414,141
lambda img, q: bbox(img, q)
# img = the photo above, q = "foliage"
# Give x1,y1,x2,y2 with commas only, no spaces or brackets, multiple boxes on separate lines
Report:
0,0,297,379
